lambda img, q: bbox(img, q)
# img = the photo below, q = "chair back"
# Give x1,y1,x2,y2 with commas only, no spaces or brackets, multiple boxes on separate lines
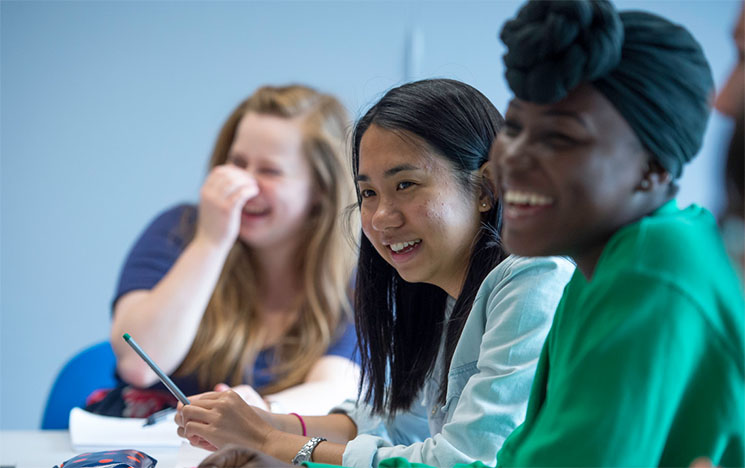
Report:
41,340,117,429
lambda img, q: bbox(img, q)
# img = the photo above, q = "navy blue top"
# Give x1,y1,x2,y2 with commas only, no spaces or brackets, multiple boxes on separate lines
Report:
114,204,358,395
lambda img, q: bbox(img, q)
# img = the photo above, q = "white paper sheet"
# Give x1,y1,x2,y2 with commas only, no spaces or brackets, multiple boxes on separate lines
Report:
69,407,182,451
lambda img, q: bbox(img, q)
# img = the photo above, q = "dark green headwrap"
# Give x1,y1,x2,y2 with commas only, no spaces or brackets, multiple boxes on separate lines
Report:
500,0,714,178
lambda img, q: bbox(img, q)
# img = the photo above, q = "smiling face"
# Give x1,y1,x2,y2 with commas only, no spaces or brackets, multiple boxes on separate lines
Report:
357,125,482,297
491,84,656,276
227,112,315,249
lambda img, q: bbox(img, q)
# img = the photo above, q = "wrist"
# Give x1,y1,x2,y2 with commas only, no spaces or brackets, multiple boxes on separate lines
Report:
259,428,287,459
289,413,307,436
291,437,328,465
191,233,234,258
274,413,301,434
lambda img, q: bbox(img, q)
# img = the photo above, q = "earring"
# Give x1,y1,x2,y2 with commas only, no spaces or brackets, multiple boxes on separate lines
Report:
481,202,487,208
640,179,651,189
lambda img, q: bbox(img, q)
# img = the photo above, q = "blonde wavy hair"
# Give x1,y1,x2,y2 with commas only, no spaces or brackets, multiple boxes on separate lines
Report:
175,85,357,395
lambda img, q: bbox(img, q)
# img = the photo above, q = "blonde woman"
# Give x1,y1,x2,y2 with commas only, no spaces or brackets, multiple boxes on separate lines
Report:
95,85,359,419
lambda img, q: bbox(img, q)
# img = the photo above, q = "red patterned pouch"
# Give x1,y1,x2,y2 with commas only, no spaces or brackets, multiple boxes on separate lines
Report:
54,449,156,468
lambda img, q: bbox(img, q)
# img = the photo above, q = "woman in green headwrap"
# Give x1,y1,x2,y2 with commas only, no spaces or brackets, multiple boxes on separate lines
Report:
485,0,744,466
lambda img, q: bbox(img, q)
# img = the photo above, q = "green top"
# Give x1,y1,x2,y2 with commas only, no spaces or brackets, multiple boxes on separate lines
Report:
372,201,744,468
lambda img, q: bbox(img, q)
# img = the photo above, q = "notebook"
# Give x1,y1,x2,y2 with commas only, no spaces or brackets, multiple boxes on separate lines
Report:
68,407,182,451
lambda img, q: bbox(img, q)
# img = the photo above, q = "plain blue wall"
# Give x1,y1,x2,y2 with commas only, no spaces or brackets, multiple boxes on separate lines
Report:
1,0,739,429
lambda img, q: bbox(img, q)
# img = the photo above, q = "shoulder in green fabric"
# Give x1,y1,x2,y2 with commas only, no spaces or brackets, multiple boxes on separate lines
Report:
599,202,737,290
302,461,489,468
596,201,744,349
376,458,493,468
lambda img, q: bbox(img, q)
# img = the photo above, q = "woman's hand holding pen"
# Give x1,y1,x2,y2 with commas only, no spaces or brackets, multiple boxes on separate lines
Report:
195,165,259,251
176,390,277,452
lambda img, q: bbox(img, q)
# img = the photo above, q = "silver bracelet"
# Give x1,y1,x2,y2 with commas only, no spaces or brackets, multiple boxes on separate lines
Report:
291,436,327,465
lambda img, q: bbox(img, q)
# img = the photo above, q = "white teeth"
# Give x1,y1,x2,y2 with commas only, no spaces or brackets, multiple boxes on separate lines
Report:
390,239,421,252
504,190,553,206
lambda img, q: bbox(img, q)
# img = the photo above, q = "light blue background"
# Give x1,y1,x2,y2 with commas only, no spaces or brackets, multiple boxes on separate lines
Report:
1,0,740,429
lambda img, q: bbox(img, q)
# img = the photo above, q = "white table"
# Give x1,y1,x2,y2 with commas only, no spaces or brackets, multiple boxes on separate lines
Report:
0,431,194,468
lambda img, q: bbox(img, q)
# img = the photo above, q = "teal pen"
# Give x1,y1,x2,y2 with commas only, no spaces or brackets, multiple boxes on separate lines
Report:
122,333,191,406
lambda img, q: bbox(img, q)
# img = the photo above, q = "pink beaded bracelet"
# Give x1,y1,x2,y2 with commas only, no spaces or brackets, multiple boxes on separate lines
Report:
289,412,307,437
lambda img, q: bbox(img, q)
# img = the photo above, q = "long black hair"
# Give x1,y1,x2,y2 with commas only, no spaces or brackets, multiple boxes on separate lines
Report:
352,79,507,414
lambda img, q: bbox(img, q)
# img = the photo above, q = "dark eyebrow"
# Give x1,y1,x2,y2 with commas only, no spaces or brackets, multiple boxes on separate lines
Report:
508,99,592,131
542,109,591,129
355,164,420,183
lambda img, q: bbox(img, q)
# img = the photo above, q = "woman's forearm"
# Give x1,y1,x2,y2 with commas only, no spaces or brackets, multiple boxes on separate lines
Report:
272,412,357,445
111,236,231,387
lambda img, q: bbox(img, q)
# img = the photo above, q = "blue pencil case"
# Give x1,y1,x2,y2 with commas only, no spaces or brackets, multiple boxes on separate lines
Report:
54,449,156,468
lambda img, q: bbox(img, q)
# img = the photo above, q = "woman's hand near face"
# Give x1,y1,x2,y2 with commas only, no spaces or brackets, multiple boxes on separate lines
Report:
176,391,276,452
111,168,257,387
195,165,259,251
